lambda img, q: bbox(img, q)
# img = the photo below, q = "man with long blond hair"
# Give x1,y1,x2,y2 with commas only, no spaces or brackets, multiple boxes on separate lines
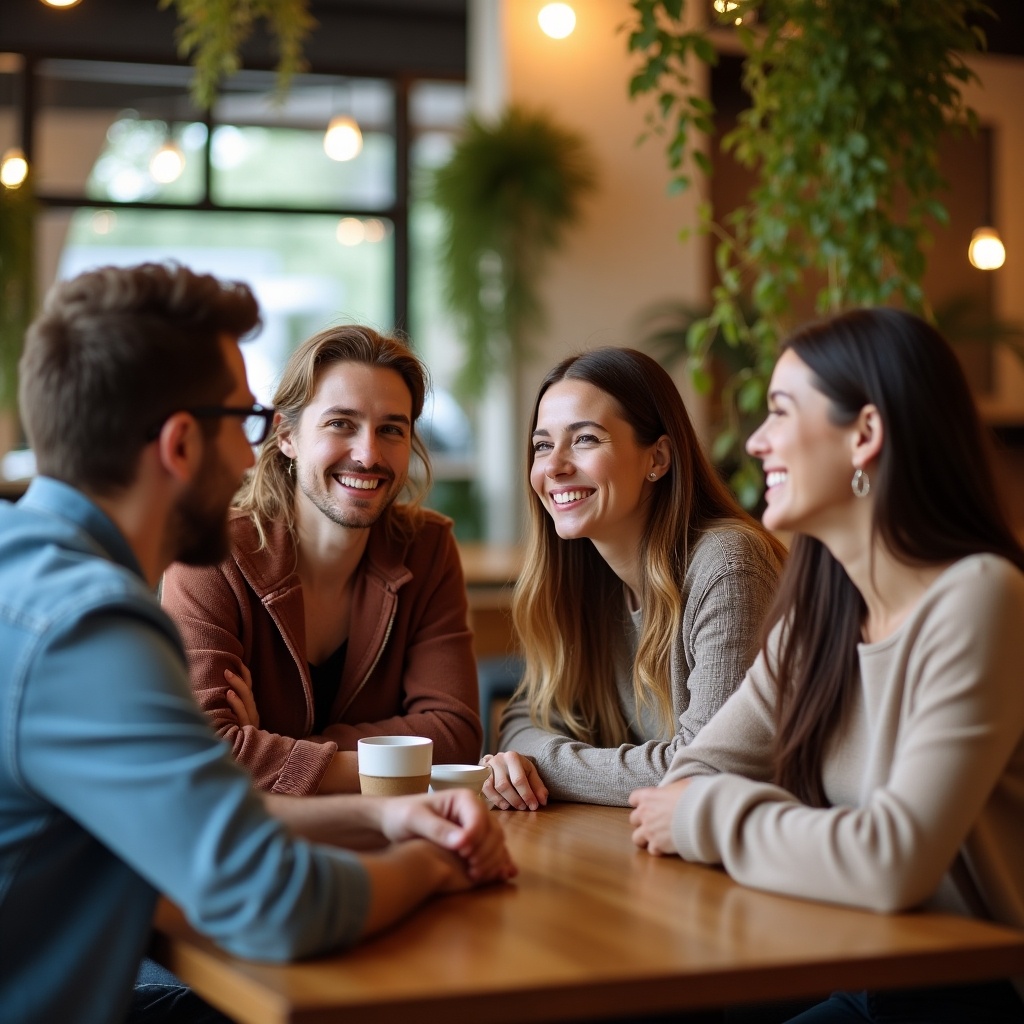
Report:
162,325,482,794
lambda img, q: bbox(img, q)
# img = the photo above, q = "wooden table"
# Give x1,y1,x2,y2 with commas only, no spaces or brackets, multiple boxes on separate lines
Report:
152,803,1024,1024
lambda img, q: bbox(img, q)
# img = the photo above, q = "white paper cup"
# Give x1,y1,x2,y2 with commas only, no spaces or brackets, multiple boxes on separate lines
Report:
357,736,433,796
429,763,492,795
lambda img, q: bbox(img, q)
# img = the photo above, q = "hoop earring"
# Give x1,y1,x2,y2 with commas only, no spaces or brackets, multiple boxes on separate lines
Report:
851,467,870,498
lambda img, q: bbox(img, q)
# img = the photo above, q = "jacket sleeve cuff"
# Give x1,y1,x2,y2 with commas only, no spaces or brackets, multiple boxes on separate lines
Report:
271,739,338,795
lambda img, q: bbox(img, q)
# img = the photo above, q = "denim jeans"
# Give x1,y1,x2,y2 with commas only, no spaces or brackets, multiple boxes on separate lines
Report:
127,957,234,1024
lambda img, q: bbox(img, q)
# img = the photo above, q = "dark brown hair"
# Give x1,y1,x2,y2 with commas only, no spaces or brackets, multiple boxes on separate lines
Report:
513,346,785,743
19,262,260,494
766,307,1024,806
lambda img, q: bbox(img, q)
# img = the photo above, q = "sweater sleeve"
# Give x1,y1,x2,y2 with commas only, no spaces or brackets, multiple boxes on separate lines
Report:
670,558,1024,914
320,523,483,763
162,560,336,795
498,534,778,807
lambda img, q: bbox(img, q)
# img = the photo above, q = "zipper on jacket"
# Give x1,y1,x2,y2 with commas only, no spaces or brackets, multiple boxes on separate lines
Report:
337,606,397,718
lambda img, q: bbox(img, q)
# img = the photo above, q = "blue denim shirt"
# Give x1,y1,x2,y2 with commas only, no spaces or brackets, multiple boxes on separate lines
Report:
0,478,369,1024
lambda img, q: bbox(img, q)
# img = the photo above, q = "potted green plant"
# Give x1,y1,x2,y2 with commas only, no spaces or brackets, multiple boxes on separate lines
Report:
627,0,990,504
430,105,597,395
159,0,315,107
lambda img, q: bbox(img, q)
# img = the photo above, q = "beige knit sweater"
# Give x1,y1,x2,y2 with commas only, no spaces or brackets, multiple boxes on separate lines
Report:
663,553,1024,927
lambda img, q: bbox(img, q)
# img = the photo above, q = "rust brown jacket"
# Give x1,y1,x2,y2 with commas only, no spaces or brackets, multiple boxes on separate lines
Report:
161,507,482,793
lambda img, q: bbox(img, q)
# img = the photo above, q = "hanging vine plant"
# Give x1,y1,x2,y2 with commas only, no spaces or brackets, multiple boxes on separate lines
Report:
627,0,990,505
159,0,315,108
0,172,36,417
431,105,597,396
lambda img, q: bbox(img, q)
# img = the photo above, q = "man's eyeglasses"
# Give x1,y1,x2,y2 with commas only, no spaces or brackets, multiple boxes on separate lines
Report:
146,405,276,445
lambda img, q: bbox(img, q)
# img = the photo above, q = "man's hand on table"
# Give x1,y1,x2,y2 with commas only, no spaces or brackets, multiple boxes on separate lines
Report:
377,789,518,884
481,751,549,811
628,778,693,856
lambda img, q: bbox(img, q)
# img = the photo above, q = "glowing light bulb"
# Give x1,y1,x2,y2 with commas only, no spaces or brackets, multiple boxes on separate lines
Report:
538,3,576,39
336,218,366,246
323,116,363,162
968,227,1006,271
39,0,83,8
149,141,185,184
0,148,28,189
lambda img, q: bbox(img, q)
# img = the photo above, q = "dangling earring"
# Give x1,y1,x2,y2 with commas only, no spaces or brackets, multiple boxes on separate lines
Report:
851,467,870,498
287,458,296,479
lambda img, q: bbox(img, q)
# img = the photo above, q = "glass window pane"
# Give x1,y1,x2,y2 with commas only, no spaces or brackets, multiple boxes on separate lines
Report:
35,59,204,204
408,81,468,393
211,73,395,209
51,207,394,403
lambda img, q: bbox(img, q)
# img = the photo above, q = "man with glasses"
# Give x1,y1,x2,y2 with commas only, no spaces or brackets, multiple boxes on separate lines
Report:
0,263,514,1024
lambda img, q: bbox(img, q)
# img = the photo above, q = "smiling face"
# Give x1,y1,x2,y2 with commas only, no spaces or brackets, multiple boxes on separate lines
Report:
529,380,663,556
745,349,861,539
279,361,413,531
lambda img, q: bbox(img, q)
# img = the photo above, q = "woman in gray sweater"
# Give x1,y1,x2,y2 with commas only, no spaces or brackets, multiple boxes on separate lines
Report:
483,347,784,809
630,309,1024,1023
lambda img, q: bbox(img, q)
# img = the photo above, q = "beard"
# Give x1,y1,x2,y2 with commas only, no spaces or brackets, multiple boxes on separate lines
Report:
170,447,239,566
297,461,401,530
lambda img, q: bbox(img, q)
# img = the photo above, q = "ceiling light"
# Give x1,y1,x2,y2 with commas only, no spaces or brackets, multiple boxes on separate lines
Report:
149,139,186,184
538,4,576,39
39,0,83,8
968,227,1006,271
324,115,363,162
336,217,366,246
0,148,28,189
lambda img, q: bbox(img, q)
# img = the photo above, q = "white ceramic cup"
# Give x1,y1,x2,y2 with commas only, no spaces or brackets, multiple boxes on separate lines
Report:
357,736,433,796
429,763,492,795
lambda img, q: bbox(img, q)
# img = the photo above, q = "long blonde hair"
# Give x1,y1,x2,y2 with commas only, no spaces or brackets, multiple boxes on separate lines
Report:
236,325,432,549
512,347,784,744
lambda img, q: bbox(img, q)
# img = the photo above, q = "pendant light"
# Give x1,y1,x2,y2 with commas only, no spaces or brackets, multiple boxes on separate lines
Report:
969,134,1006,271
538,4,576,39
323,115,363,162
0,148,28,189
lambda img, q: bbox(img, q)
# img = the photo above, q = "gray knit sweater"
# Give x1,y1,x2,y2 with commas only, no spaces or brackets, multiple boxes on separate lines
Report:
497,525,782,806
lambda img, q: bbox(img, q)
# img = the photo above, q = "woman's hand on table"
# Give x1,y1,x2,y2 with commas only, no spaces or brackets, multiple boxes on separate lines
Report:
378,789,517,884
481,751,549,811
628,779,692,856
224,663,259,728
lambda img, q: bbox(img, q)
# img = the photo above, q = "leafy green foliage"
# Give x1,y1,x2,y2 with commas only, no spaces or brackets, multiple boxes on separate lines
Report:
431,106,597,395
159,0,315,108
0,176,36,414
628,0,990,505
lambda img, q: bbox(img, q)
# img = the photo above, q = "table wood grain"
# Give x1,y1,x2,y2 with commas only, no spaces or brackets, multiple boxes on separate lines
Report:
152,803,1024,1024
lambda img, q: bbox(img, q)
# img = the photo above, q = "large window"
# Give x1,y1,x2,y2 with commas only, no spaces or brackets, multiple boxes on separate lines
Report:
5,56,481,535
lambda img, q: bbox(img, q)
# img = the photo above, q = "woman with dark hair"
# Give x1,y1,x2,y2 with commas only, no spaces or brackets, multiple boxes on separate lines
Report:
483,347,785,810
630,308,1024,1023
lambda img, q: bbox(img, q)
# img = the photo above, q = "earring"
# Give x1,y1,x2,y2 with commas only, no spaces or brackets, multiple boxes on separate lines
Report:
851,467,870,498
649,472,657,480
287,458,296,478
